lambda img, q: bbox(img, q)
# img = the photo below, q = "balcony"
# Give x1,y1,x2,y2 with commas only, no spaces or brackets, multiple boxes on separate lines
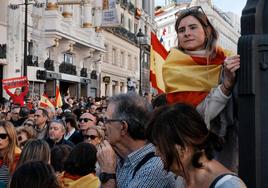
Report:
44,58,55,71
116,0,135,14
80,68,88,77
106,26,137,45
27,55,38,67
59,62,77,75
0,44,7,59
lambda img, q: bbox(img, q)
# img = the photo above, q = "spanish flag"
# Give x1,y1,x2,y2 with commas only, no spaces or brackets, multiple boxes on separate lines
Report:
55,85,63,108
39,94,55,109
163,47,231,106
150,32,168,93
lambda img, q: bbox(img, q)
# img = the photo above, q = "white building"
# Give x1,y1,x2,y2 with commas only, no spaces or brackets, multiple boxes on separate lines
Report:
100,0,156,96
155,0,241,53
1,0,106,99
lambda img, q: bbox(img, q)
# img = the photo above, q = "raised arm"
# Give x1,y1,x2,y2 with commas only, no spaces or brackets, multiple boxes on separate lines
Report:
4,86,15,97
21,85,29,97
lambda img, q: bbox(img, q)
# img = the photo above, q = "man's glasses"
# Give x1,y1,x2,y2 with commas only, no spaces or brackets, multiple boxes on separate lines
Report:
103,117,124,125
79,118,93,123
0,133,8,139
84,135,98,140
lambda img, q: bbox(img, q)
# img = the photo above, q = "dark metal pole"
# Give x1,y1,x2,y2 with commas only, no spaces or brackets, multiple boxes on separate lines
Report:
238,0,268,187
23,0,28,76
139,43,142,96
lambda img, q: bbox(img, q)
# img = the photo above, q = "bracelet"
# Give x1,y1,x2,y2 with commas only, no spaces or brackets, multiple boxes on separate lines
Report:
222,82,232,91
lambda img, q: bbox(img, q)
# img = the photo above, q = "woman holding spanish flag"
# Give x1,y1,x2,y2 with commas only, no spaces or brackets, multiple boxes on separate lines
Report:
162,6,240,171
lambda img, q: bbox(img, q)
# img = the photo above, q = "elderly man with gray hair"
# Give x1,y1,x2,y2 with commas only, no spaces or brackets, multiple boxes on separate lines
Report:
97,92,175,188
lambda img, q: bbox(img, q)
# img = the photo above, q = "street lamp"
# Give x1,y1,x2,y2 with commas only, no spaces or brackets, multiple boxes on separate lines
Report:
136,28,144,96
9,1,44,77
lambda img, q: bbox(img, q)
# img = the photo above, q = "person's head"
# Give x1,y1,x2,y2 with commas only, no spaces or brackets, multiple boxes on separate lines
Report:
146,103,223,177
79,113,97,135
19,107,30,119
84,126,105,145
65,116,78,131
0,121,18,170
16,126,37,149
16,139,50,169
34,108,49,129
51,145,72,173
45,107,56,121
175,6,218,58
23,119,34,127
48,119,66,143
64,142,97,176
14,88,21,96
9,161,60,188
11,106,20,121
152,93,167,109
104,92,151,146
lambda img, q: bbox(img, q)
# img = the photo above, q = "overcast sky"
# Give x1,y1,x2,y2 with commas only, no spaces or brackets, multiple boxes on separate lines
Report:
154,0,247,16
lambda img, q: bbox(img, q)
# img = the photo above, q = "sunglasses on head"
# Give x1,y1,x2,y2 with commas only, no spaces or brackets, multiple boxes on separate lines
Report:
79,118,93,123
176,6,204,16
0,133,8,139
84,135,98,140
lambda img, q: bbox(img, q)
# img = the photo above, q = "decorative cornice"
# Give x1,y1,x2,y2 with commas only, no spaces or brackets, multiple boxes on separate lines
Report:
83,23,93,28
62,12,73,18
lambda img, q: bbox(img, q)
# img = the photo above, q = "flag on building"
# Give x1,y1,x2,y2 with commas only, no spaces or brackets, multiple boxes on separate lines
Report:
39,94,55,109
55,85,63,108
159,28,166,43
150,32,168,93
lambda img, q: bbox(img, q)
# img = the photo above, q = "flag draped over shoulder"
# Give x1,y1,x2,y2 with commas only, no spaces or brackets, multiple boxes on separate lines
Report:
55,86,63,108
150,32,168,94
39,94,55,109
163,47,229,106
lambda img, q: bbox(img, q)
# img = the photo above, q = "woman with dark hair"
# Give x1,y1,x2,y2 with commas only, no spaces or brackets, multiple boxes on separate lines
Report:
146,103,246,188
51,145,72,174
0,121,21,186
16,139,50,169
63,142,99,188
9,161,60,188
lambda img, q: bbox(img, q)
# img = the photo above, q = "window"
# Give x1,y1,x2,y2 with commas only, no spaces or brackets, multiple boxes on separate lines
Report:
120,51,124,68
134,23,138,34
104,45,108,62
64,53,73,64
112,48,116,65
121,13,124,25
128,54,131,70
128,18,131,31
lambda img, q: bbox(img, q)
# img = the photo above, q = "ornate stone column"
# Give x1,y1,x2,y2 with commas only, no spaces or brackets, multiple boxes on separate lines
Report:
82,1,93,28
62,5,73,18
94,0,102,32
47,0,58,10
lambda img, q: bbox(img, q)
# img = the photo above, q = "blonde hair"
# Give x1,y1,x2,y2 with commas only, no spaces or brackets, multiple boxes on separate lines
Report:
88,126,105,141
0,121,18,171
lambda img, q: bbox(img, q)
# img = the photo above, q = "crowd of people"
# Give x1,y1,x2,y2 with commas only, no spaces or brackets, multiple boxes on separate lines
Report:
0,6,247,188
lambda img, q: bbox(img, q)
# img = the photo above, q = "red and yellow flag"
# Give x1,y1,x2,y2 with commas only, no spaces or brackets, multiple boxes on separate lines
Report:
39,94,55,109
55,85,63,108
150,32,168,93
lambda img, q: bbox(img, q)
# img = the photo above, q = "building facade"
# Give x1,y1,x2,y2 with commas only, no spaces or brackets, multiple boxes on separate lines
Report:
155,0,241,53
100,0,156,97
1,0,105,99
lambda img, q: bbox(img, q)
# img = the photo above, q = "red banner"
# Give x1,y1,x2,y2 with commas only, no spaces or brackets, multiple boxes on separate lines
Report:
2,76,28,89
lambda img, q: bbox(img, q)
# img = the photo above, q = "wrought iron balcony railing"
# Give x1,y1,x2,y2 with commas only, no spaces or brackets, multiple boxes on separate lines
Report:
106,26,137,44
80,68,88,77
0,44,6,59
44,58,55,71
27,55,38,67
59,62,77,75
